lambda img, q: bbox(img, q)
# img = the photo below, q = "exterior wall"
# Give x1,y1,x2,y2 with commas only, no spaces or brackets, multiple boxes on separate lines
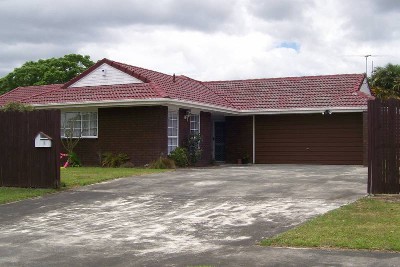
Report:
178,109,212,166
70,63,143,87
255,113,363,165
72,139,100,166
73,106,168,166
198,111,212,166
225,116,253,164
363,111,368,166
179,108,190,147
99,106,168,166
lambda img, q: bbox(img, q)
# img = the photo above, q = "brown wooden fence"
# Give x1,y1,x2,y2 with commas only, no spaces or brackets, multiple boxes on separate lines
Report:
0,110,60,188
368,99,400,194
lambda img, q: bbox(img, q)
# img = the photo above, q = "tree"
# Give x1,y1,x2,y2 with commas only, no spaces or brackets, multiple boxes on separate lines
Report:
0,54,95,95
0,102,33,112
61,114,82,167
369,63,400,99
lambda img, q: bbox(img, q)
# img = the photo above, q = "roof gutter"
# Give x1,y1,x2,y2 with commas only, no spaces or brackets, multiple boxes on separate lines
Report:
30,100,366,115
239,107,367,115
30,98,239,114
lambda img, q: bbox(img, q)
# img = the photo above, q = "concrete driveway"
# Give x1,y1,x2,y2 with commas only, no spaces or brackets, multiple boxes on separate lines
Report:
0,165,378,266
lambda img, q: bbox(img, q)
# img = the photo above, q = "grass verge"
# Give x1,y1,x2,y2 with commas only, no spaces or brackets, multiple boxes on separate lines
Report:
0,167,169,205
61,167,168,187
0,187,56,205
261,196,400,251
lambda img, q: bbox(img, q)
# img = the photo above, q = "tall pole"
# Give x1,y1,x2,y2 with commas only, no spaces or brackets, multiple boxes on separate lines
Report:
365,55,371,77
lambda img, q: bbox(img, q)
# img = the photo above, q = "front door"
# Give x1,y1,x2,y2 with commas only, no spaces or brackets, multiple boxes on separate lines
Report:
214,122,226,161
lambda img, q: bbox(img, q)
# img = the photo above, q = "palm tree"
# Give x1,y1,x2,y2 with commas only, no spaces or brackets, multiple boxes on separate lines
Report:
370,63,400,99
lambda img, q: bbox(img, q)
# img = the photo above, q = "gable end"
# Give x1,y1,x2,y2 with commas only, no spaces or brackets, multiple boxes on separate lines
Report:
69,63,144,88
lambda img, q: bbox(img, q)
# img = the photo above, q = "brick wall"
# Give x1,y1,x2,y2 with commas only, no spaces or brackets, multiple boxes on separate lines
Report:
72,139,100,166
179,108,190,147
70,106,213,167
198,111,212,166
73,106,168,166
225,116,253,163
178,109,212,166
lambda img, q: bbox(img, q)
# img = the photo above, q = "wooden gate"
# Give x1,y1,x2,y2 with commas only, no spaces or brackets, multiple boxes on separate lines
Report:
0,110,60,188
368,99,400,194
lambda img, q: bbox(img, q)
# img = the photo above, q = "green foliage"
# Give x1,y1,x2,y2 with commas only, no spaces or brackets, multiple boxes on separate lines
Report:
61,167,168,188
186,133,202,165
0,187,56,204
261,196,400,251
169,147,189,167
0,102,33,112
242,153,250,164
0,168,169,204
370,63,400,99
67,152,81,167
149,156,176,169
102,152,130,168
0,54,95,95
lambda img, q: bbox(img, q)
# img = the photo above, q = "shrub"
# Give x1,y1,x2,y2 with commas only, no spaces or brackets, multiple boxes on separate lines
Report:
68,152,81,167
149,156,176,169
187,133,202,165
1,102,33,112
242,154,250,164
102,152,130,168
169,147,189,167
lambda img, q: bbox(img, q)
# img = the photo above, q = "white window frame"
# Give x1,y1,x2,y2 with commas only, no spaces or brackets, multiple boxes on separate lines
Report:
189,113,200,135
61,111,98,138
167,110,179,154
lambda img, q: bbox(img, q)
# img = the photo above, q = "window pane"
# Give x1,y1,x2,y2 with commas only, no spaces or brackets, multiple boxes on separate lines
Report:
61,111,98,138
81,113,89,120
82,120,89,130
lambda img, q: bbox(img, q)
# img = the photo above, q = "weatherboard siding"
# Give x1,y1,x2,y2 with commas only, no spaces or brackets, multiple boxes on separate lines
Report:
69,63,143,87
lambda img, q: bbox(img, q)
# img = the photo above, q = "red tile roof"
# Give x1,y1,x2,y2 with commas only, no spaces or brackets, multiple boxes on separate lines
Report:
22,83,162,105
0,58,371,112
0,84,62,106
204,74,371,110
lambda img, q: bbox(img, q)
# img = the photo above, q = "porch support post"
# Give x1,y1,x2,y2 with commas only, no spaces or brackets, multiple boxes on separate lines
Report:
252,115,255,164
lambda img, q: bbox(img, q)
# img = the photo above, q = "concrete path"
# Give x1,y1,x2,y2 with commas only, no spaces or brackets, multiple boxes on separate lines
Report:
1,165,396,266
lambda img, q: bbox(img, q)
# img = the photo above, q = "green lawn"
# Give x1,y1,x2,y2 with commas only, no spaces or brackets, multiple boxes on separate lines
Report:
0,187,56,205
261,196,400,251
0,167,169,205
61,167,168,187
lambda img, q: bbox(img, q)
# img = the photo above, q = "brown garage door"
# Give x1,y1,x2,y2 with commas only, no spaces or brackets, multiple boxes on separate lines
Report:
255,113,363,164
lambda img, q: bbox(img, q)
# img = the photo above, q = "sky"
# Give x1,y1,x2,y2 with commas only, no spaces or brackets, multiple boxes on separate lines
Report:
0,0,399,81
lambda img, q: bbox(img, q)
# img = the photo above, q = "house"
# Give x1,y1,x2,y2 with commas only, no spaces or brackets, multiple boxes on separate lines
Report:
0,58,372,166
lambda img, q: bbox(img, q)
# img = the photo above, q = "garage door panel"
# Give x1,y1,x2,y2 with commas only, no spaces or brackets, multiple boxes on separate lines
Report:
255,113,363,164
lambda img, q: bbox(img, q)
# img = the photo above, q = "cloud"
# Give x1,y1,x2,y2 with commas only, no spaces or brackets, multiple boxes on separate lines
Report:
0,0,399,79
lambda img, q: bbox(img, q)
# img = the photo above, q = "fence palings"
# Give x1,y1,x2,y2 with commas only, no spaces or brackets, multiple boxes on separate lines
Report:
368,99,400,194
0,110,60,188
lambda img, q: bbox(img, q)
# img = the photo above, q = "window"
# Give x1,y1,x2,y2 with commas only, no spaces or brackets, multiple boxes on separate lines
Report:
190,114,200,134
61,112,98,138
168,111,178,154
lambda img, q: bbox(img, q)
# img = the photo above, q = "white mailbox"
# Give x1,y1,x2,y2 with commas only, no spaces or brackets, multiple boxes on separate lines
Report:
35,132,52,148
